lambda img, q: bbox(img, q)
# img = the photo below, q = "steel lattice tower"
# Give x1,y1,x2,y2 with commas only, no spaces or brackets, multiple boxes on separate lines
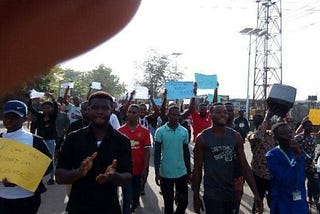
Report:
253,0,282,110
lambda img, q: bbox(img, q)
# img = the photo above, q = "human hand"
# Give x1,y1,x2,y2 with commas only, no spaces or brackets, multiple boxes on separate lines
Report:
2,178,16,187
193,82,197,96
193,195,204,213
96,159,117,184
162,89,167,99
187,173,192,185
155,173,161,186
45,92,54,99
78,152,97,177
253,195,263,214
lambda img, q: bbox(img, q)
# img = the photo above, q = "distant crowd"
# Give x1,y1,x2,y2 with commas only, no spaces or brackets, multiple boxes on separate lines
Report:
1,83,320,214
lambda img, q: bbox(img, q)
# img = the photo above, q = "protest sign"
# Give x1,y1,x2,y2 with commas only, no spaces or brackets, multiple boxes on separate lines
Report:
165,81,194,99
134,86,149,99
0,138,51,192
91,82,102,90
153,98,162,106
194,73,217,89
29,89,45,99
60,82,74,88
309,109,320,125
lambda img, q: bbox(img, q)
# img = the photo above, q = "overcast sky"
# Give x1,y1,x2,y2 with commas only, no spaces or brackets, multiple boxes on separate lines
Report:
61,0,320,100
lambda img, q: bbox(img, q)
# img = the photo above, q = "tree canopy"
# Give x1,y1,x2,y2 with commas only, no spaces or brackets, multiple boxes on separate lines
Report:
0,64,126,102
135,50,184,97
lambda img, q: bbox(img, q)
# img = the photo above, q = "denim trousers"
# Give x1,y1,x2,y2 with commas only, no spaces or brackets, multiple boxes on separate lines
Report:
122,175,142,214
45,139,56,178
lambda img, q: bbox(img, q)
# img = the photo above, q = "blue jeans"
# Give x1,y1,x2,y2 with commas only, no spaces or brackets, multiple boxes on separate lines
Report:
45,139,56,178
122,175,142,214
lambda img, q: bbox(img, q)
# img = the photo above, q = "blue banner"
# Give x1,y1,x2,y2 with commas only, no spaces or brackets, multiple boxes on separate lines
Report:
165,81,194,99
153,98,162,106
194,73,217,89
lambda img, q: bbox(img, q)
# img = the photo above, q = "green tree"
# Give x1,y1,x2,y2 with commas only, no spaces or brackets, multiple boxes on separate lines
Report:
85,64,126,98
135,50,184,97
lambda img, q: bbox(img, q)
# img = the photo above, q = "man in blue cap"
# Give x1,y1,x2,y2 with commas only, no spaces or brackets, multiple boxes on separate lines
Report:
0,100,52,214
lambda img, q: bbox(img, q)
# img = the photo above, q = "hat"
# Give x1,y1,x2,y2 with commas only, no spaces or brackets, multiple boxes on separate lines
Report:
3,100,27,117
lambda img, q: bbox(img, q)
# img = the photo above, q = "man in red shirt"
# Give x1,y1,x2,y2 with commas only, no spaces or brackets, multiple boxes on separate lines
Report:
119,104,151,213
182,84,212,142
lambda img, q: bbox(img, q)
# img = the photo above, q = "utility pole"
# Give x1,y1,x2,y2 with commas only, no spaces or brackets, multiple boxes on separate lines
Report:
253,0,282,110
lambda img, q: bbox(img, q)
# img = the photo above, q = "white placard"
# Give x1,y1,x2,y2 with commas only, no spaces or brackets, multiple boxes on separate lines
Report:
134,86,149,99
30,89,45,99
91,82,102,90
60,82,74,88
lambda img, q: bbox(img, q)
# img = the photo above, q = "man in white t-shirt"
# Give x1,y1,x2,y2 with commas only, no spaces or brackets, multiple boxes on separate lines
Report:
0,100,52,214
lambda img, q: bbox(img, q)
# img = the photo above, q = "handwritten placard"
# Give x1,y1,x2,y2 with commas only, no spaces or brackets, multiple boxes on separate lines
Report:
165,81,194,99
194,73,217,89
308,109,320,125
0,138,51,192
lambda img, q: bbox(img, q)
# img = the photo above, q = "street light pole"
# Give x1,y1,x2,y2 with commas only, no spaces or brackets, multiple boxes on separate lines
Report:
240,28,263,120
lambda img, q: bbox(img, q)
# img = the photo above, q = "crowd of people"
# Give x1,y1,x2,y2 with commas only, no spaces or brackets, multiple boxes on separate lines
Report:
1,83,320,214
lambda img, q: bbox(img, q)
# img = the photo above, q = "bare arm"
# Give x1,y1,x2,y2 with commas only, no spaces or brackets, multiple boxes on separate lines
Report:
192,135,205,213
121,90,135,117
63,86,70,105
86,84,92,100
236,133,263,213
149,91,160,119
159,89,167,121
182,85,197,118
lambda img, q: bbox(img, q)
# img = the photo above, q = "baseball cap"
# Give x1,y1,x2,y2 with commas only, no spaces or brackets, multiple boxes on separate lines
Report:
3,100,28,117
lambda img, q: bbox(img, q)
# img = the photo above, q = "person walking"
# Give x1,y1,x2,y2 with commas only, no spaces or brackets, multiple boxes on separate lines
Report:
154,105,191,214
0,100,52,214
192,103,263,214
247,110,277,212
266,122,308,214
55,91,132,214
27,92,58,185
119,104,151,213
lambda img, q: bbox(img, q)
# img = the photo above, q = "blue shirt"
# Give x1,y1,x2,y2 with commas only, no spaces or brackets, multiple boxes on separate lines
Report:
154,123,189,178
266,146,308,214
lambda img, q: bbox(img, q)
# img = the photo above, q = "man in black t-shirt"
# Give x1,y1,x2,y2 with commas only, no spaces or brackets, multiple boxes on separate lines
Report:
56,91,132,214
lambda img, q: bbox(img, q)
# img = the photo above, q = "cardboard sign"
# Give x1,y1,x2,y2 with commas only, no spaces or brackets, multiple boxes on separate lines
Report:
194,73,218,89
165,81,194,99
0,138,51,192
309,109,320,125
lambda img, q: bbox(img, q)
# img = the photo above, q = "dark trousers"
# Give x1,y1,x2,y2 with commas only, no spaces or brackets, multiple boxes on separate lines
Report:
306,171,320,202
0,194,41,214
203,196,235,214
252,173,271,213
160,175,188,214
122,175,142,213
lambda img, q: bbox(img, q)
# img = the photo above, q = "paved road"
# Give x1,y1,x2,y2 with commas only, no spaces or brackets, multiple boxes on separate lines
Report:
0,122,317,213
